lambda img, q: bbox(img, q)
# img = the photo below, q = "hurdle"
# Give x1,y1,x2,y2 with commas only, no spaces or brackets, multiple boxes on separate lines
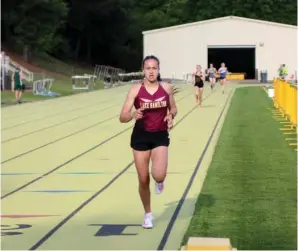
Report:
118,72,144,82
185,73,193,84
33,78,60,97
72,75,94,91
33,79,54,93
93,65,125,82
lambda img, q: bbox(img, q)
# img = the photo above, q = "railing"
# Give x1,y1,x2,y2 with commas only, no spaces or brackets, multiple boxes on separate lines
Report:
273,78,297,128
8,58,34,82
0,53,34,82
93,65,125,81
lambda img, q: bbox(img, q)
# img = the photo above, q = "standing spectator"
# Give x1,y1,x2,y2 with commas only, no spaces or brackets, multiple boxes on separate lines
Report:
279,64,288,80
11,68,24,104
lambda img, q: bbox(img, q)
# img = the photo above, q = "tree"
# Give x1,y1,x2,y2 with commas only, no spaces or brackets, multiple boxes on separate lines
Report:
1,0,296,70
12,0,68,61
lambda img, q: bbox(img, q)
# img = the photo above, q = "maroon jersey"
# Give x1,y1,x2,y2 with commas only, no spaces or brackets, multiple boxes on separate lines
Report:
134,83,169,132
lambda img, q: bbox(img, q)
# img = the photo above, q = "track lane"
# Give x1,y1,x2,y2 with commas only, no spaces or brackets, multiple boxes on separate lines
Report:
1,85,131,120
27,86,232,250
1,84,223,250
1,87,192,198
1,85,132,130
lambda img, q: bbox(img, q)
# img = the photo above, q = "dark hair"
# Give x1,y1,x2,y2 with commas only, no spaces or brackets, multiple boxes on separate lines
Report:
142,55,180,94
157,73,162,81
142,55,160,68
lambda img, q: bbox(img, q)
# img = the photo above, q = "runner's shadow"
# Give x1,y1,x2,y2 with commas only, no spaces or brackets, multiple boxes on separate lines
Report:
155,193,216,224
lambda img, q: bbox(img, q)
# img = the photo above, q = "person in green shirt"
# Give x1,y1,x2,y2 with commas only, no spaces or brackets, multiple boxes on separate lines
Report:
280,64,288,80
11,68,24,103
279,64,288,80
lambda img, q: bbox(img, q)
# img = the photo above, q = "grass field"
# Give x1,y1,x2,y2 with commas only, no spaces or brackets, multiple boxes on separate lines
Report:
182,87,297,250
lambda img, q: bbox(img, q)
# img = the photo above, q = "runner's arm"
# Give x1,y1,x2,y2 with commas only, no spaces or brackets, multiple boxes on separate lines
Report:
119,85,138,123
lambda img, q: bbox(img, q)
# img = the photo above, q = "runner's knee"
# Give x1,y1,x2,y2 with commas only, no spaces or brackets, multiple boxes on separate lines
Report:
138,174,150,189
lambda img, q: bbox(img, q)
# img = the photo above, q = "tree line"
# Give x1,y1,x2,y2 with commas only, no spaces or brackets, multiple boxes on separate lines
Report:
1,0,296,72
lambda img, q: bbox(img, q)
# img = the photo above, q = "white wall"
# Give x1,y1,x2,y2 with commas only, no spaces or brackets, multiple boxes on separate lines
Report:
143,17,297,81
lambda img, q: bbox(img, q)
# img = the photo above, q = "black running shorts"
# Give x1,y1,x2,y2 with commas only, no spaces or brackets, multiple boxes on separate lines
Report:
194,81,204,88
130,128,170,151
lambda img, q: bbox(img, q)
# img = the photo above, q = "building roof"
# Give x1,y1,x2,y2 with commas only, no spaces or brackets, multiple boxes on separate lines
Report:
142,15,297,35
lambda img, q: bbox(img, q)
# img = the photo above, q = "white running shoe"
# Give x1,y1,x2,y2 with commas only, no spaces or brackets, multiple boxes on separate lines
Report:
142,213,153,229
155,182,164,194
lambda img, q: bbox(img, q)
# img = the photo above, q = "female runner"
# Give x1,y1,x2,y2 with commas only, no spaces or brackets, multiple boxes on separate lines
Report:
208,63,217,90
218,62,228,93
193,65,204,106
119,55,178,229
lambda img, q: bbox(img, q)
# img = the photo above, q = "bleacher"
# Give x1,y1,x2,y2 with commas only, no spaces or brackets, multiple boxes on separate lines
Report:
0,51,34,91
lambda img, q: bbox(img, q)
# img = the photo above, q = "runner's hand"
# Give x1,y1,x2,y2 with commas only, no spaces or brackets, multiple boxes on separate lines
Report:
132,108,144,120
164,114,173,129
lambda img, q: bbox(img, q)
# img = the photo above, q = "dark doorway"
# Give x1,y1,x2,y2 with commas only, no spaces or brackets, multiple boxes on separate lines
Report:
207,47,256,79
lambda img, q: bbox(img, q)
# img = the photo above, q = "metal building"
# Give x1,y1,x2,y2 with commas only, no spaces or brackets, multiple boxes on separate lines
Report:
142,16,297,81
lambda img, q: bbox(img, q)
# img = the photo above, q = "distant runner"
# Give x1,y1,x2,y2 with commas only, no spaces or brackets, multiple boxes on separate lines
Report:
193,65,204,106
208,63,217,90
218,63,228,93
